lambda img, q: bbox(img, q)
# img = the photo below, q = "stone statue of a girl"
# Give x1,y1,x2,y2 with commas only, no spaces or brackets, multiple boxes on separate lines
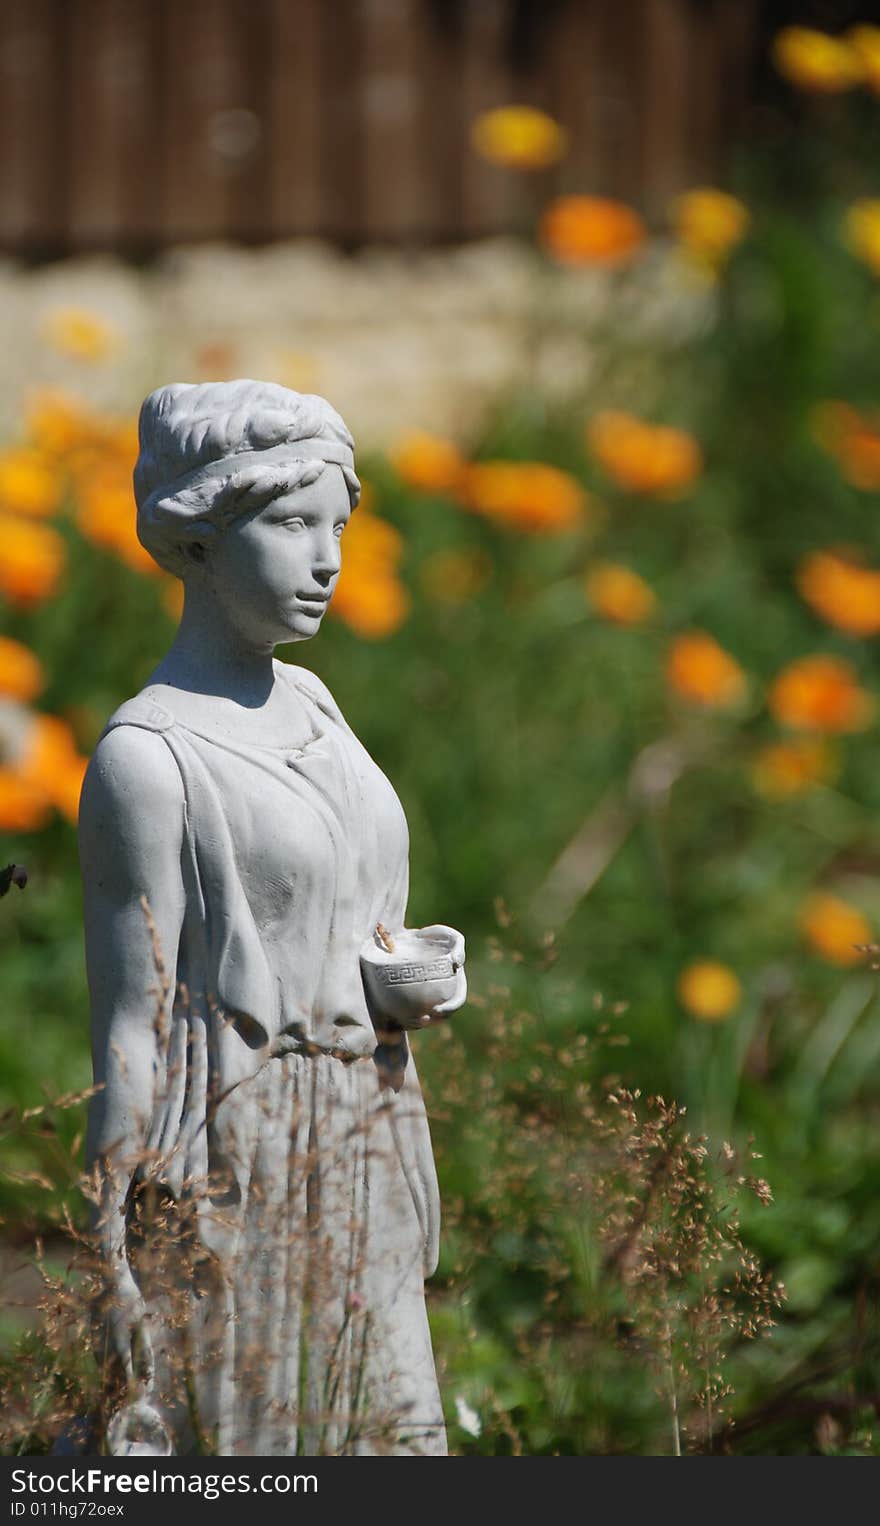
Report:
79,380,466,1457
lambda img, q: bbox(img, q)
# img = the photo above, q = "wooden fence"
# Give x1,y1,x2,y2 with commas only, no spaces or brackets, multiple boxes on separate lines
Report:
0,0,759,254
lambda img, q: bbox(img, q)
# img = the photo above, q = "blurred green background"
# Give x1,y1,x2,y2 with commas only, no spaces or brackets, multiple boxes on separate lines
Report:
3,0,880,1457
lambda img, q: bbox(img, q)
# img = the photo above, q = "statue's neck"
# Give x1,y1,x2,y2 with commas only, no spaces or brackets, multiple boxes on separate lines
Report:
148,582,279,703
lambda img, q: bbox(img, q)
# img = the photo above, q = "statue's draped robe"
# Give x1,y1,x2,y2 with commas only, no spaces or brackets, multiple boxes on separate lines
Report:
103,663,445,1456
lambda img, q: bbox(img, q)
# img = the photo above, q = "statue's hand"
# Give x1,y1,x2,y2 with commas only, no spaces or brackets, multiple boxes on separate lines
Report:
105,1267,155,1391
408,924,467,1027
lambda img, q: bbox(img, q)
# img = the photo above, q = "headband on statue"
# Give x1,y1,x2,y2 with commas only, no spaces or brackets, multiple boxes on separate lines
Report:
146,438,356,507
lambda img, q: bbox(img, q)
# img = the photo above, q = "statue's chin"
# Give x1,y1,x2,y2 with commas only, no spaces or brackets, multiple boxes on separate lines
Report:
278,607,327,643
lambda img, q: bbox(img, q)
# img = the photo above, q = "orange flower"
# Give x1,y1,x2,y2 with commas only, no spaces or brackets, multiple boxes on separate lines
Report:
670,188,750,270
800,892,872,967
843,199,880,279
462,461,587,532
769,655,874,733
0,638,45,703
18,713,88,824
540,196,646,268
331,512,410,639
419,548,493,606
666,631,747,710
0,516,66,606
585,562,655,625
795,549,880,637
0,769,52,833
390,433,467,495
751,737,838,798
772,27,863,93
811,401,880,490
162,578,185,622
677,960,742,1022
75,470,159,577
41,307,119,363
848,26,880,93
24,389,102,458
586,410,702,497
331,574,410,640
0,449,63,520
471,106,568,171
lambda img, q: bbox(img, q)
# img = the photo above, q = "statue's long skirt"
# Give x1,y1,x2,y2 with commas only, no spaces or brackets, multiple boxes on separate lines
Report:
136,1047,446,1457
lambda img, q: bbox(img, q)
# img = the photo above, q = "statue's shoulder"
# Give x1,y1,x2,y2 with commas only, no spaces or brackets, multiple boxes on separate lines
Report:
101,692,176,738
83,694,184,823
276,661,346,724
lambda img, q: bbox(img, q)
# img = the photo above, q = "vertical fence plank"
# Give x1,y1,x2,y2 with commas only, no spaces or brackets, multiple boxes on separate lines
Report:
68,0,158,245
419,4,466,241
641,0,692,215
548,0,602,196
715,0,760,151
159,0,244,242
0,0,63,247
461,0,516,235
318,0,365,240
689,0,725,186
224,0,273,242
596,0,646,202
361,0,425,240
268,0,323,237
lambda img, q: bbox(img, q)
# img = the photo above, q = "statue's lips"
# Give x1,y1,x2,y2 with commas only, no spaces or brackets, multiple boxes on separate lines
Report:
293,592,332,612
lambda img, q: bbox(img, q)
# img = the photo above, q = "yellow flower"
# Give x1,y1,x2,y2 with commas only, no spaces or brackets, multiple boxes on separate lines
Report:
811,400,880,490
0,515,66,606
848,26,880,93
390,433,467,495
462,461,588,533
331,512,410,639
75,470,159,577
0,769,52,833
41,307,119,363
540,196,646,268
24,389,101,458
18,713,88,824
162,578,184,622
0,449,63,519
800,892,872,967
471,106,568,170
772,27,863,93
419,548,493,606
587,411,702,497
0,638,45,703
677,961,742,1022
665,631,747,710
585,562,655,625
670,188,750,269
769,654,874,734
843,199,880,278
331,574,410,640
751,737,838,798
795,549,880,637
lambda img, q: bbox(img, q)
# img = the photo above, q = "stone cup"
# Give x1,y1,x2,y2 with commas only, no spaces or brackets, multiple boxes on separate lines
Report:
106,1397,172,1457
359,924,463,1029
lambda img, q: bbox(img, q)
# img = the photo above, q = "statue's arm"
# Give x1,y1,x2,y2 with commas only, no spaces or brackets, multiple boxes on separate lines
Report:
79,725,186,1315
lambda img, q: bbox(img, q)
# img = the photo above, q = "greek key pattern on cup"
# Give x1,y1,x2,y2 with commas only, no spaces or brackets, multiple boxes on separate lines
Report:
378,957,455,986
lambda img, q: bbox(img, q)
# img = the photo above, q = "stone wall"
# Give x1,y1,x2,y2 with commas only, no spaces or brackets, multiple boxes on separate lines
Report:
0,241,705,447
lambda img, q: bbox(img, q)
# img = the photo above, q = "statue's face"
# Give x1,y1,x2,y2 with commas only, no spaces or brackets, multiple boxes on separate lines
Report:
203,463,351,647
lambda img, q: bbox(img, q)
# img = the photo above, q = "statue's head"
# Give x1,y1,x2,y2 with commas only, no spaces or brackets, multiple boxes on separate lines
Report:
133,379,360,579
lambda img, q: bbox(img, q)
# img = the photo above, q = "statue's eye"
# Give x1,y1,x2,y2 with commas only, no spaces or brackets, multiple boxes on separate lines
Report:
334,524,346,539
282,517,306,531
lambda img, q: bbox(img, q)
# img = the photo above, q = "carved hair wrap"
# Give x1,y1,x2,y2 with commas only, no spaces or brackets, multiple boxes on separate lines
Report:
133,379,360,577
